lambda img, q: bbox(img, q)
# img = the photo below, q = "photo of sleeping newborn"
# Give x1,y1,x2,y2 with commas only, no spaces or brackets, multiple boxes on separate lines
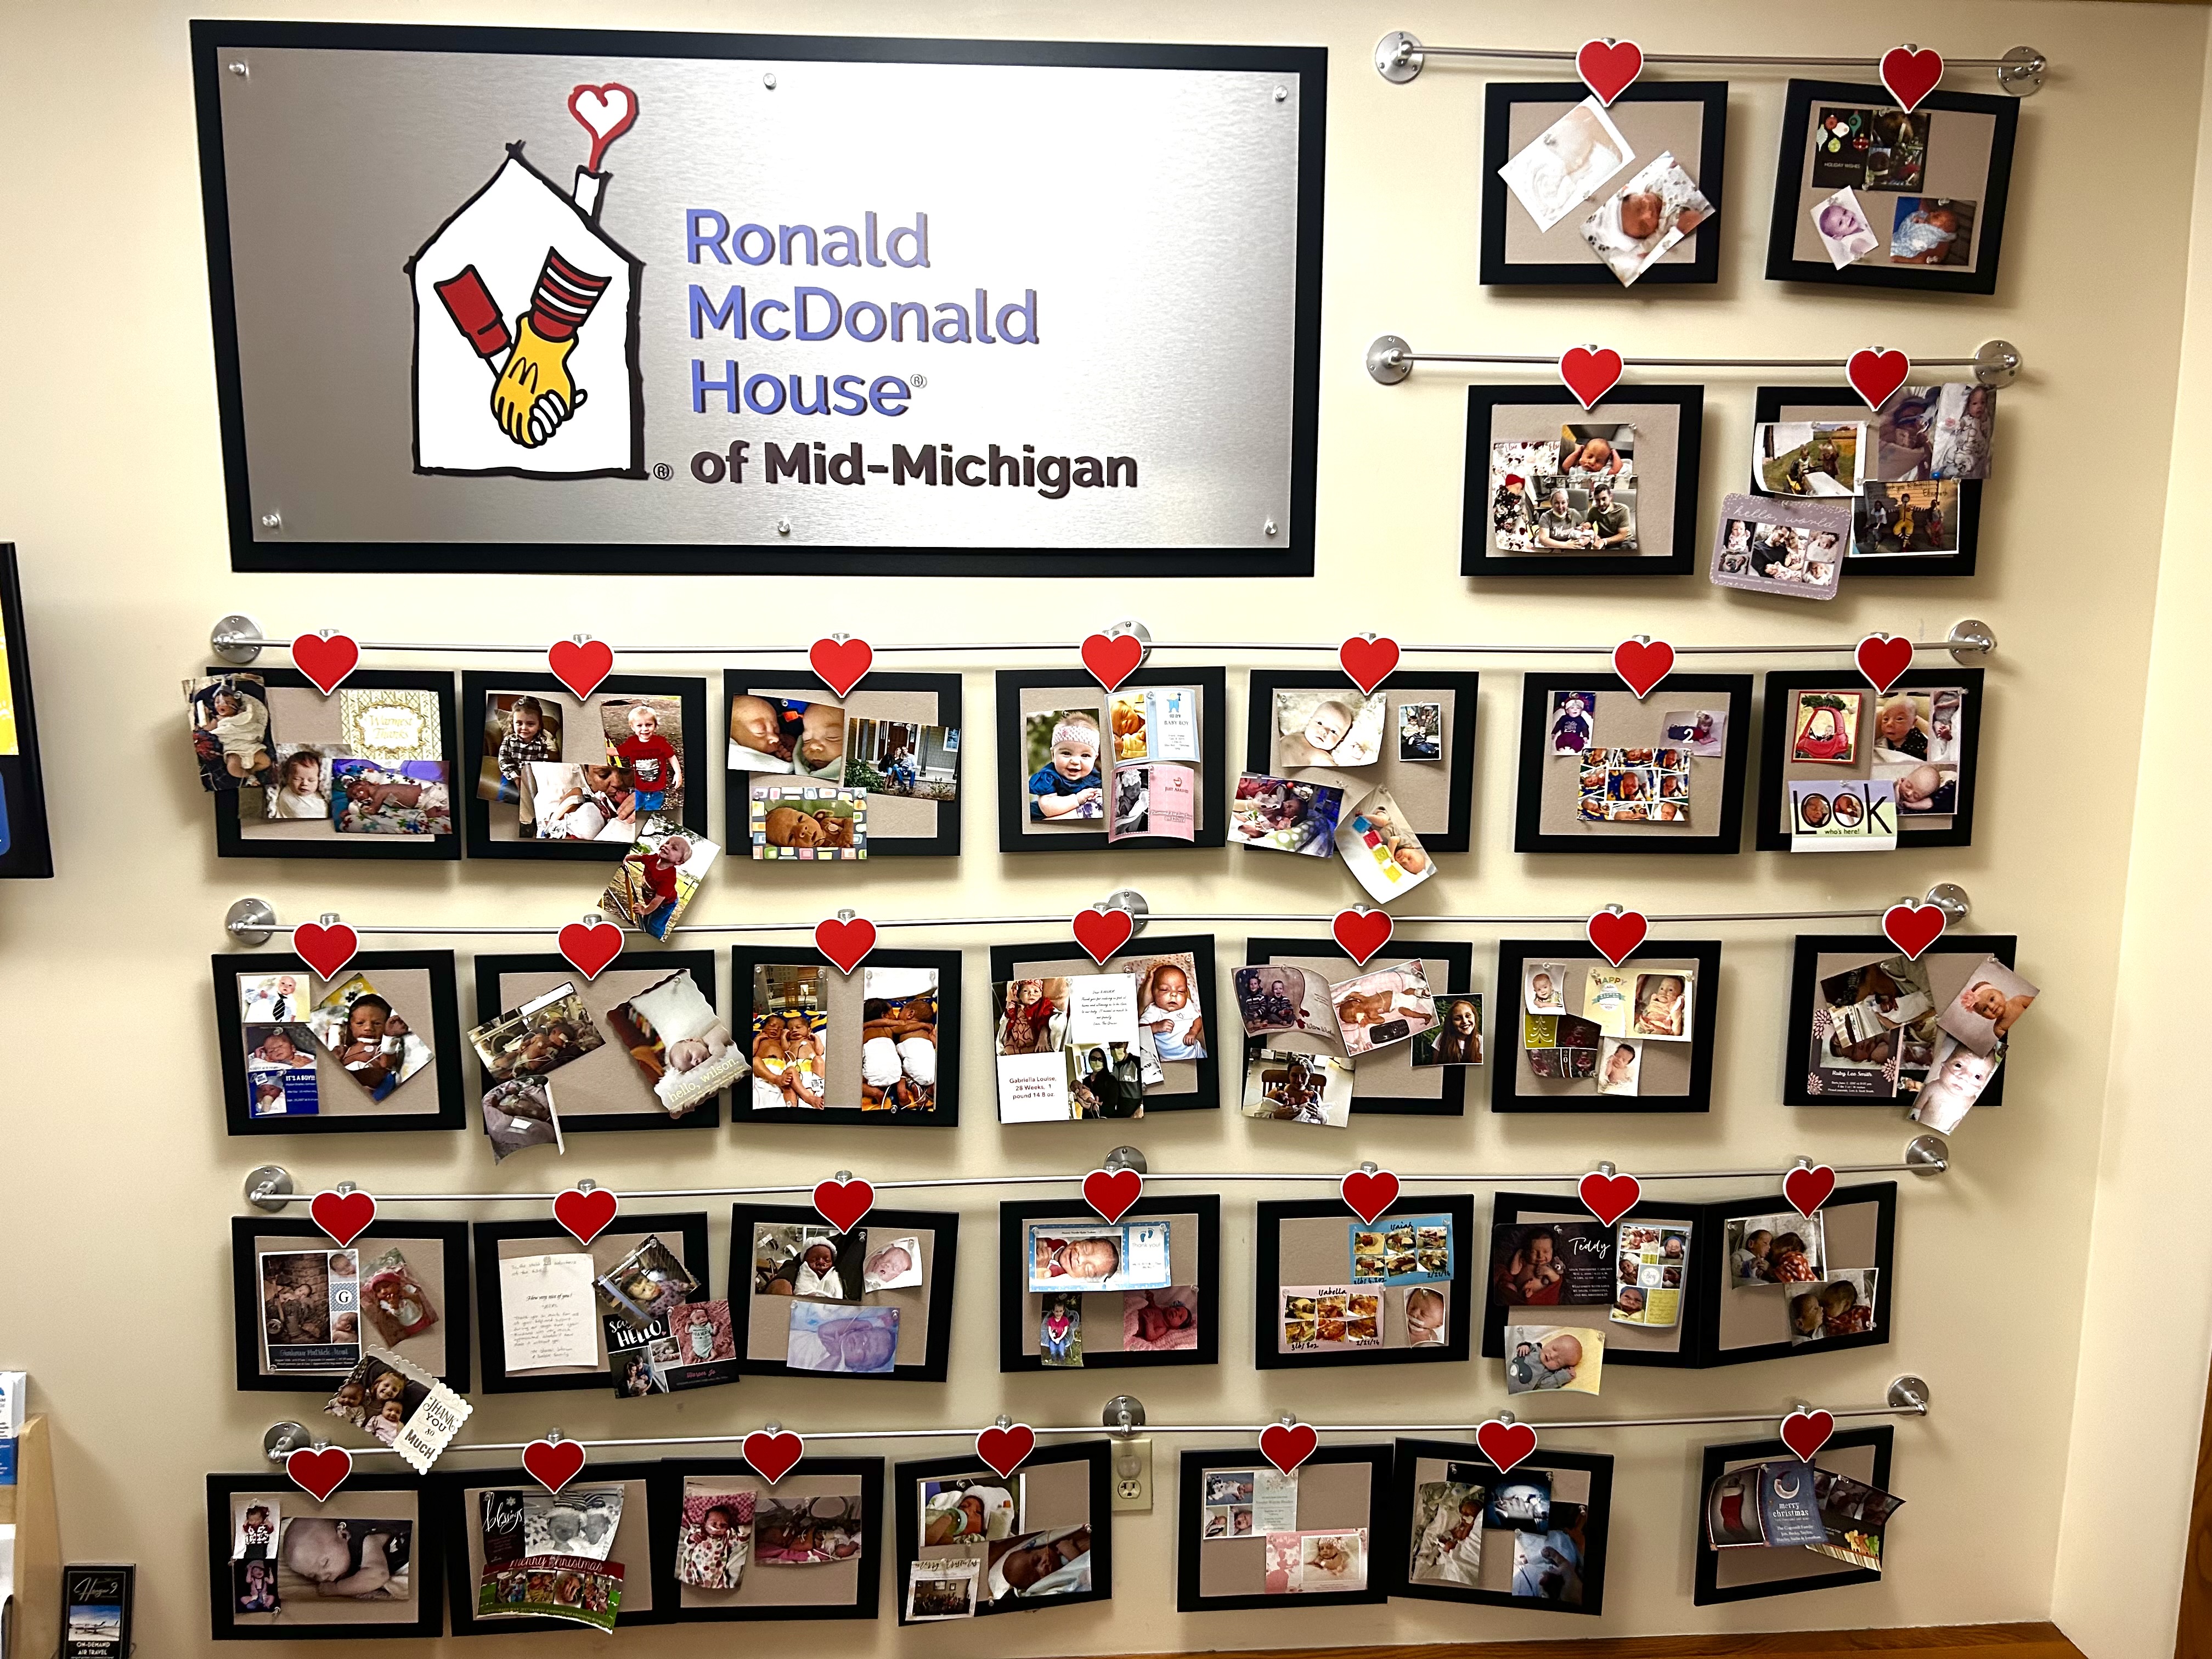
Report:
1329,960,1437,1057
728,693,847,782
1496,96,1634,231
1580,151,1713,286
1274,689,1386,769
524,760,635,842
751,784,867,860
786,1301,899,1374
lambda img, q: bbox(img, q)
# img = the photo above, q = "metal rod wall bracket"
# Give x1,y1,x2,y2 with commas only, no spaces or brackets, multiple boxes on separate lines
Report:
1367,335,2023,388
1373,31,2045,95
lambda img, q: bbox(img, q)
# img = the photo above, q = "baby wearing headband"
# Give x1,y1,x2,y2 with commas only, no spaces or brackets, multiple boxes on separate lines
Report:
1028,712,1104,820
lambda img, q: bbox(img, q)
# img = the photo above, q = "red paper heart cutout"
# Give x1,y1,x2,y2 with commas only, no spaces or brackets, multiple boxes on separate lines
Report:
814,1177,875,1232
1071,907,1135,967
1340,1168,1401,1226
1475,1418,1538,1475
1612,637,1674,699
1847,348,1911,413
1083,1167,1143,1224
1339,635,1401,695
1559,346,1624,410
1259,1421,1318,1475
743,1429,804,1484
546,637,614,701
1855,633,1914,695
1576,37,1644,105
977,1422,1037,1480
523,1437,587,1494
290,632,360,696
1332,907,1393,967
1784,1164,1838,1218
1880,46,1944,114
1080,631,1144,693
809,635,873,698
310,1188,377,1248
286,1445,353,1502
1882,902,1947,961
566,82,638,172
1579,1170,1641,1227
553,1186,618,1245
292,921,360,981
557,920,623,981
1587,908,1649,967
1781,1408,1836,1462
815,915,878,974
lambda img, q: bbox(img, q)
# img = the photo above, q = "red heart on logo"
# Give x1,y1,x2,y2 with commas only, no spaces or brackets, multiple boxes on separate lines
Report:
977,1422,1037,1480
1880,45,1944,114
547,637,614,701
1071,907,1134,967
1579,1170,1641,1227
1882,902,1947,961
1259,1422,1318,1475
287,1445,353,1502
566,82,639,172
814,1177,874,1232
523,1437,587,1494
815,915,877,974
552,1186,618,1245
1083,1167,1143,1224
1340,1168,1401,1225
1855,633,1914,695
1587,908,1649,967
1781,1408,1836,1462
557,919,623,981
310,1188,377,1248
1332,907,1393,967
1475,1418,1538,1475
743,1429,804,1484
1559,346,1624,411
1612,637,1674,699
809,635,873,698
290,632,360,696
1339,635,1400,695
292,921,360,981
1846,348,1911,413
1080,631,1144,693
1576,37,1644,105
1784,1164,1838,1218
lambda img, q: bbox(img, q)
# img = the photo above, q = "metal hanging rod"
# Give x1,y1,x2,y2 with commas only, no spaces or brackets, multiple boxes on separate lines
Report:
1367,336,2022,388
1373,30,2046,91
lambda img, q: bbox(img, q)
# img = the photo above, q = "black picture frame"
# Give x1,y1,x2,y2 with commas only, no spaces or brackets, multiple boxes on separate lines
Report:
1764,77,2018,295
208,666,463,862
459,672,708,861
893,1441,1114,1623
230,1216,474,1393
1692,1183,1897,1367
471,951,726,1133
1480,81,1729,287
1750,386,1982,576
0,547,52,878
1174,1443,1395,1611
431,1459,670,1633
1692,1425,1895,1604
993,668,1229,852
728,945,960,1126
1241,937,1477,1116
647,1455,885,1622
1386,1437,1615,1615
1489,939,1723,1114
997,1195,1222,1373
726,1201,960,1383
470,1212,712,1393
213,950,468,1136
1252,1194,1477,1371
1513,672,1753,854
192,20,1324,580
985,934,1223,1115
723,669,963,857
1482,1191,1710,1370
1462,385,1707,578
1782,932,2018,1108
1757,668,1985,850
205,1470,445,1640
1242,671,1479,853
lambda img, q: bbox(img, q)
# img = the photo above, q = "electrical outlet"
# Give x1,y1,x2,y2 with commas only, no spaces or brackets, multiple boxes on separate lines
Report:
1111,1436,1153,1512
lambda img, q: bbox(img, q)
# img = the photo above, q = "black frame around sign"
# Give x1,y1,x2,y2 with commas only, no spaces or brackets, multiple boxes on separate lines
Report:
1173,1443,1395,1612
0,546,52,878
994,669,1229,853
996,1194,1223,1373
984,934,1223,1115
729,944,962,1127
1386,1437,1616,1616
1489,939,1723,1114
431,1459,671,1633
470,1212,713,1394
1782,932,2018,1108
205,1469,446,1641
1692,1425,1896,1604
230,1215,475,1394
1481,1191,1711,1371
1242,670,1480,854
1240,937,1479,1117
646,1455,886,1622
1252,1194,1477,1372
1756,668,1986,850
1692,1183,1899,1367
727,1201,961,1383
1513,671,1754,855
893,1441,1114,1624
1750,387,1983,577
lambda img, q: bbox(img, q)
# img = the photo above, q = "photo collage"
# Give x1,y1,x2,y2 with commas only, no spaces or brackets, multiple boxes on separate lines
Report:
675,1483,864,1595
1805,104,1974,274
1805,949,2037,1133
1487,1216,1689,1341
483,691,684,844
192,674,453,836
992,954,1200,1122
750,1220,925,1375
732,689,961,854
1260,687,1446,900
907,1469,1094,1620
1036,1226,1197,1367
1786,684,1971,849
1496,96,1714,285
1488,424,1638,556
1724,1207,1881,1348
1707,1458,1904,1572
1235,958,1467,1128
1279,1212,1454,1354
476,1486,627,1630
751,962,940,1114
228,1493,414,1617
1550,692,1725,829
610,1293,739,1397
1024,688,1196,842
258,1247,362,1374
467,982,606,1160
491,1235,700,1379
1519,957,1694,1097
1410,1465,1591,1606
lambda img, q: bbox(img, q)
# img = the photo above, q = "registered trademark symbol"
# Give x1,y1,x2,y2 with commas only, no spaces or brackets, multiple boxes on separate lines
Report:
653,462,674,479
911,374,928,389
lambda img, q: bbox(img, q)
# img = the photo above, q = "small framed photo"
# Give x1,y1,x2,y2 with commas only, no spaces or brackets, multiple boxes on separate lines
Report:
1765,78,2019,294
471,1214,712,1394
1752,386,1984,577
1514,673,1753,855
894,1442,1112,1623
724,670,961,857
1758,670,1984,851
1697,1184,1896,1367
0,546,52,878
731,947,960,1126
1483,1192,1708,1371
1388,1438,1614,1613
206,1470,443,1639
430,1460,668,1633
231,1216,471,1393
997,1196,1220,1373
986,935,1222,1119
1784,932,2019,1109
1238,939,1477,1116
1175,1443,1392,1611
1491,940,1722,1114
1693,1426,1897,1604
1244,673,1478,857
994,669,1227,853
1253,1195,1476,1370
646,1456,884,1621
728,1203,958,1383
1464,386,1705,577
1481,82,1728,287
461,672,708,862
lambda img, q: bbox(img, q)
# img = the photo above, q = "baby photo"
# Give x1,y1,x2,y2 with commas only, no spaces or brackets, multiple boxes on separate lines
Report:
1109,686,1201,765
277,1514,414,1602
323,1352,431,1447
470,982,607,1085
1487,1474,1553,1533
1711,493,1848,599
1131,952,1207,1061
1578,745,1691,825
187,672,274,792
1791,780,1899,849
1661,708,1728,756
1411,994,1483,1067
526,760,634,842
1497,95,1633,230
1066,1042,1146,1120
259,1248,360,1373
1928,383,1996,479
1810,105,1926,193
1330,960,1437,1057
751,964,829,1111
1488,1222,1615,1307
751,1221,857,1300
1504,1324,1605,1396
751,785,866,859
728,695,846,782
1872,688,1967,768
1524,962,1567,1015
1937,956,2039,1056
1612,1223,1690,1328
1488,439,1559,554
480,692,561,806
1229,773,1344,855
787,1301,899,1374
1909,1034,2002,1133
1275,688,1386,769
1124,1286,1200,1352
605,969,743,1119
1397,702,1442,760
1890,195,1976,267
601,695,684,816
1561,420,1634,483
757,1494,866,1565
1410,1480,1486,1587
923,1476,1019,1544
599,1233,700,1329
332,759,451,836
1025,707,1105,820
1788,1269,1879,1345
1335,786,1433,902
1756,422,1863,497
994,977,1069,1055
861,965,940,1111
261,743,343,821
1726,1212,1827,1289
1580,152,1713,286
845,717,958,800
602,822,718,937
1809,185,1879,267
674,1490,752,1590
1026,1221,1173,1294
1512,1520,1586,1605
1232,964,1336,1040
1521,478,1637,552
1792,691,1862,762
244,1022,320,1118
1242,1050,1356,1127
1595,1038,1642,1096
481,1076,561,1161
1549,690,1605,757
307,973,432,1101
1630,972,1691,1040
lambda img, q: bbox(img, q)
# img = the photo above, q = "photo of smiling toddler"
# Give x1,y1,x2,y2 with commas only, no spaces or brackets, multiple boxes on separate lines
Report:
1025,708,1105,821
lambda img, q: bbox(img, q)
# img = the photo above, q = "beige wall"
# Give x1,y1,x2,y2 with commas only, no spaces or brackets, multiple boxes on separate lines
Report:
0,0,2206,1651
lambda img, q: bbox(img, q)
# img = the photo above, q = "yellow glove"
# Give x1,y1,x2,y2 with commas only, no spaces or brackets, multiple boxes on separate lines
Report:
490,316,575,448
